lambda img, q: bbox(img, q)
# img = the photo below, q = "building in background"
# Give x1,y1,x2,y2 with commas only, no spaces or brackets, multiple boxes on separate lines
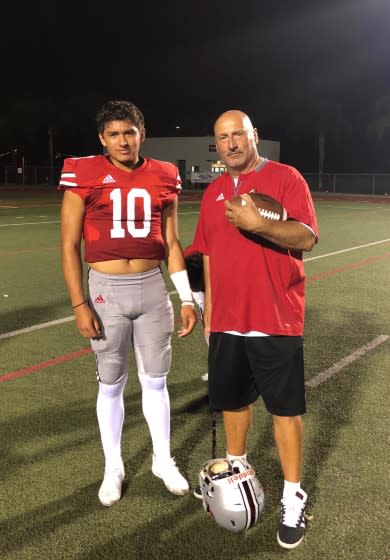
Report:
141,136,280,187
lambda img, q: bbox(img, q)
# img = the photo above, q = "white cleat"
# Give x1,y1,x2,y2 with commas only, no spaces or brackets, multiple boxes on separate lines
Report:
98,462,125,507
152,455,189,496
201,371,208,381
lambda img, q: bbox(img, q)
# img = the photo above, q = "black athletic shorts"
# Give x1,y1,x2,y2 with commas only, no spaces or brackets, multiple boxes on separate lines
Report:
208,332,306,416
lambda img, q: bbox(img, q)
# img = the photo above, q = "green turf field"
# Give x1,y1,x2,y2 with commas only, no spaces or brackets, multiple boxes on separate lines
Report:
0,186,389,560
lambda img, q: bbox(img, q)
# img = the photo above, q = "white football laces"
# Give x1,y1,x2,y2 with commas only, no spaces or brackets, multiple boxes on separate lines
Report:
258,208,281,221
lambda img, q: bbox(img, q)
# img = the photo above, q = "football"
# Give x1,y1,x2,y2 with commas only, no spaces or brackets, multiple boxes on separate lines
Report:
230,191,288,221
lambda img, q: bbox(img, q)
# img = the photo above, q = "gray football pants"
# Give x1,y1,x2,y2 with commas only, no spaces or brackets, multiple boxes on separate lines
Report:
88,267,174,384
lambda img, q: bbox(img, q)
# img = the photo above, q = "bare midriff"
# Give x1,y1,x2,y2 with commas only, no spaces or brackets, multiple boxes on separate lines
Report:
88,258,161,275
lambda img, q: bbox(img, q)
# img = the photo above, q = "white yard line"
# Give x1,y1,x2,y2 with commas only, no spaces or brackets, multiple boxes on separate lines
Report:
304,239,390,262
0,290,178,340
0,210,198,228
306,335,389,388
0,317,75,340
0,220,60,227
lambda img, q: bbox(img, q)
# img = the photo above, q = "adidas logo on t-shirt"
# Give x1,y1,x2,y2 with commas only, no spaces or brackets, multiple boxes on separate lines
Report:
102,174,116,184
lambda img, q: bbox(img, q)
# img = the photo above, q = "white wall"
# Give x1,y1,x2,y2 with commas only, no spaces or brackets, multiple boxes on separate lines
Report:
140,136,280,183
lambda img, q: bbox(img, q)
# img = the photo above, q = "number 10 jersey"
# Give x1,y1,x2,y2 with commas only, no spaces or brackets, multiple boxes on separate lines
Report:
59,155,181,263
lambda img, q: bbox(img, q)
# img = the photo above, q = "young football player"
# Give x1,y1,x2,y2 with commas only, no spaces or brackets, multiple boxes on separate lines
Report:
59,99,197,506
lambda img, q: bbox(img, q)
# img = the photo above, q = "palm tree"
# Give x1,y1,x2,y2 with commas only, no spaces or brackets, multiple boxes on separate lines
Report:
287,98,348,190
368,96,390,141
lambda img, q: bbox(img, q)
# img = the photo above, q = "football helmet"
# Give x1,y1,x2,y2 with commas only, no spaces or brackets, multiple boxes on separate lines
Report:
183,249,204,292
199,458,265,532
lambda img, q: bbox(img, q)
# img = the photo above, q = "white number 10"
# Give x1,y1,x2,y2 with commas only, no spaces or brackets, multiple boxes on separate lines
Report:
109,188,151,239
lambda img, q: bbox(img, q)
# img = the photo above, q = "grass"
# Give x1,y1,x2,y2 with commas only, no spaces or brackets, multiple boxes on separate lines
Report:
0,187,389,559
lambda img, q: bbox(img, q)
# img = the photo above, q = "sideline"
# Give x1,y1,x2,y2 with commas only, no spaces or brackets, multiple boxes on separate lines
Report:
306,335,389,388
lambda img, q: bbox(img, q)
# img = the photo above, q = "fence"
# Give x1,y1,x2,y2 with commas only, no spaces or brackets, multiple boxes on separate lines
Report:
303,173,390,195
1,164,390,195
0,165,61,186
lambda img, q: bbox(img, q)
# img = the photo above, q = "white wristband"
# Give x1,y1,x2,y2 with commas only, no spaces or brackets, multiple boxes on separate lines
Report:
192,290,205,310
170,270,193,303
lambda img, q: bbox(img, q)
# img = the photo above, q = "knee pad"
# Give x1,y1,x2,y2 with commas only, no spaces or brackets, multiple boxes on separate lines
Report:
138,373,167,392
98,372,128,396
95,355,128,384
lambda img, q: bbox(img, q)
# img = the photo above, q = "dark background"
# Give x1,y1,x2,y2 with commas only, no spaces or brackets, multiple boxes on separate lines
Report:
1,0,390,173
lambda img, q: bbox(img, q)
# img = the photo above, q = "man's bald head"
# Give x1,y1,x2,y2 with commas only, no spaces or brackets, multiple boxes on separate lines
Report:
214,110,259,176
214,110,254,135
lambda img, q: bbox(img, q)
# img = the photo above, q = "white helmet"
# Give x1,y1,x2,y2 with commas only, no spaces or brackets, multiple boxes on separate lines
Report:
199,458,265,532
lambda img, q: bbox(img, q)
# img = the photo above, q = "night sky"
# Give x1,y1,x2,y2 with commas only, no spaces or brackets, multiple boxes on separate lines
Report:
1,0,390,172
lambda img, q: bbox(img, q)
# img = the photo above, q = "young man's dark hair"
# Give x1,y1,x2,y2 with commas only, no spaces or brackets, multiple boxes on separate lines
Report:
96,99,145,134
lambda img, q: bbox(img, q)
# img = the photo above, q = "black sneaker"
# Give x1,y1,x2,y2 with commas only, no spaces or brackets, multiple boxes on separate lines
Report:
193,484,203,499
277,489,307,549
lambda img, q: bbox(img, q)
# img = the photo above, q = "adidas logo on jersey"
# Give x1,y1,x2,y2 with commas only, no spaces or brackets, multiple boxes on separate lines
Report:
94,294,106,304
216,193,225,201
102,174,116,184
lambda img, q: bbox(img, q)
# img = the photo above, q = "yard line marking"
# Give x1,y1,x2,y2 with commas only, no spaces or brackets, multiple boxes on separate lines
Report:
305,239,390,261
0,317,75,340
306,335,389,388
317,204,388,209
0,290,177,340
0,347,92,382
0,220,59,227
0,246,57,256
307,253,390,283
0,213,199,227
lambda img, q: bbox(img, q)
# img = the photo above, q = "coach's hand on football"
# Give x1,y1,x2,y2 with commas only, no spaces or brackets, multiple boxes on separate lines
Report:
225,194,267,233
74,305,102,339
177,305,197,337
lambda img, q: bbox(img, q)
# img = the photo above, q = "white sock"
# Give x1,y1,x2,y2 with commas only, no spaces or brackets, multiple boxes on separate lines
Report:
227,452,247,464
283,480,301,499
139,373,171,463
96,373,127,470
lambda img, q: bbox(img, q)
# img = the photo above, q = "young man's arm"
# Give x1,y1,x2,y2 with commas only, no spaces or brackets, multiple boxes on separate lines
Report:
60,190,101,338
162,198,197,337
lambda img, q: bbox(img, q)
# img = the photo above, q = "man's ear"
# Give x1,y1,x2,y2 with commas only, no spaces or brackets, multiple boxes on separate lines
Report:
140,128,146,143
253,127,259,144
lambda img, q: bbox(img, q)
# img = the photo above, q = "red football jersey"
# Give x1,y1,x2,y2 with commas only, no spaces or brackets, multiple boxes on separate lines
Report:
59,155,181,262
192,160,318,336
